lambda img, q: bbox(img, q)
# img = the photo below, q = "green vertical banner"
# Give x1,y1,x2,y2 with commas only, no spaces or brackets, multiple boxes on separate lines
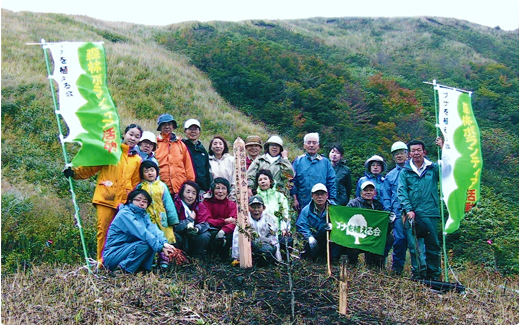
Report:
45,42,121,166
329,206,389,255
436,85,482,234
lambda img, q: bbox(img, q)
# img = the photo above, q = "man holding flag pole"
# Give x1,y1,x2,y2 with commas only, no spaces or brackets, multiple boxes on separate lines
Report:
398,139,441,281
296,183,342,263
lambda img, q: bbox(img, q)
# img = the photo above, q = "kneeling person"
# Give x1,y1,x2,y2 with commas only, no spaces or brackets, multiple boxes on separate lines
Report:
203,178,237,261
231,195,281,265
296,183,343,261
346,181,391,268
174,181,212,259
103,189,175,273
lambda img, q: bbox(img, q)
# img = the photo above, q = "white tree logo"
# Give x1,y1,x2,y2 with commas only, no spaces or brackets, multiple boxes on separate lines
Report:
346,214,367,245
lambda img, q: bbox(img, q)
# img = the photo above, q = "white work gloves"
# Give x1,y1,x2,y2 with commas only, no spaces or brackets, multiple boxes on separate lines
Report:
216,229,226,246
187,222,198,235
324,223,333,231
308,236,318,249
389,213,397,223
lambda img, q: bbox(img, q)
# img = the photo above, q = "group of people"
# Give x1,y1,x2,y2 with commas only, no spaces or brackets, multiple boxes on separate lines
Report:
65,114,441,281
293,137,442,280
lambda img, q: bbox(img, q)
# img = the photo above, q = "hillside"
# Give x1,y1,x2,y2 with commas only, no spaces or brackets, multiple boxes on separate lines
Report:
1,9,518,275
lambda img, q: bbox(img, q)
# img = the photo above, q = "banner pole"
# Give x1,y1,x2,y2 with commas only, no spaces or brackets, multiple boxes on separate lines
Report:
41,39,92,274
431,80,449,282
326,204,332,276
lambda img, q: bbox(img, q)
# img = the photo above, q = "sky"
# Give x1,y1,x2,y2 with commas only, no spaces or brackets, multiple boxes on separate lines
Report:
2,0,519,31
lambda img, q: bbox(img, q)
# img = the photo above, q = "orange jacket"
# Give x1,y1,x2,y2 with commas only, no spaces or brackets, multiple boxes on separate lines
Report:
155,133,195,194
73,143,142,209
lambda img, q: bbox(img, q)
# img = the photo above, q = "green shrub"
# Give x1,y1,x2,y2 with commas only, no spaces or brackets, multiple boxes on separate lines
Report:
446,186,519,275
1,192,97,273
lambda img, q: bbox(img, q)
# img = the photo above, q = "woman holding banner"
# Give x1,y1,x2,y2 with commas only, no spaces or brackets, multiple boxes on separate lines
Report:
63,124,143,265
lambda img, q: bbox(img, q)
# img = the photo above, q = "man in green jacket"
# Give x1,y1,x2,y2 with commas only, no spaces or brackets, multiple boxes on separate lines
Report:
397,139,441,280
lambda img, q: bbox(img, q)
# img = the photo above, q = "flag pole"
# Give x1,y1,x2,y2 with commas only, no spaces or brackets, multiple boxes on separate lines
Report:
430,80,449,281
41,39,92,274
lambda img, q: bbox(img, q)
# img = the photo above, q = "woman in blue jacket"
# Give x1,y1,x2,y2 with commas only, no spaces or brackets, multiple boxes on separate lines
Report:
103,189,176,273
355,155,388,202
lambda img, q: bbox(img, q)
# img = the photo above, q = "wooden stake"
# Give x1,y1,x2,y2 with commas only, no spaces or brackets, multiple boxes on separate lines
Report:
233,137,252,268
339,255,349,315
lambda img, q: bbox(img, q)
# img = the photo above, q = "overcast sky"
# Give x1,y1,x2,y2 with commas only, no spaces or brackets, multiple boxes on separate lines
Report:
2,0,519,30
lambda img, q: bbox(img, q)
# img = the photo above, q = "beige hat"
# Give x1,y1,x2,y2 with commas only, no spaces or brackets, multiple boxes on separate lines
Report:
263,135,284,152
245,135,262,147
360,181,376,190
184,118,201,129
311,183,328,193
139,131,157,145
364,155,387,172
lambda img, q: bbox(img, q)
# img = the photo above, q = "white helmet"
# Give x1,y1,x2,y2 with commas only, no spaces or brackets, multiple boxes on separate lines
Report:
364,155,387,172
139,131,157,145
391,141,408,153
264,135,284,152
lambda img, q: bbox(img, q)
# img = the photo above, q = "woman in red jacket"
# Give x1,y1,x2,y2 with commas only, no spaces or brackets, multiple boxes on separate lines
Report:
202,178,237,261
173,181,211,259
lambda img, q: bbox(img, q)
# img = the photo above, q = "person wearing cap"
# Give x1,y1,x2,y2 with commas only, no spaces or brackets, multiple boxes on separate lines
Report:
355,155,388,202
231,195,281,265
202,178,237,261
247,135,294,197
382,141,409,274
155,113,196,196
245,135,263,169
329,144,352,206
296,183,342,261
345,180,390,268
291,133,337,213
398,139,441,280
182,119,212,192
136,131,159,166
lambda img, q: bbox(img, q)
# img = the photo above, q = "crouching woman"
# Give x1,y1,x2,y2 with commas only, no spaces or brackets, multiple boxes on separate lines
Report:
103,189,175,273
174,181,212,259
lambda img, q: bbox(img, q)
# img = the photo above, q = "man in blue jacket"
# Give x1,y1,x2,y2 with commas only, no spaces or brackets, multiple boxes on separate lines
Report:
383,141,409,275
296,183,342,262
291,133,337,214
397,140,441,280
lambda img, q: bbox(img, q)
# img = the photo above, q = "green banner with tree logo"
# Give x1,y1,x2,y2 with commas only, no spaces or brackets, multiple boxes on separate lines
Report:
329,206,390,255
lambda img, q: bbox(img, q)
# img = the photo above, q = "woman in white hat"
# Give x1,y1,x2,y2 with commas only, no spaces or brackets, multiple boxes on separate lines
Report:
355,155,388,202
246,135,294,197
136,131,158,166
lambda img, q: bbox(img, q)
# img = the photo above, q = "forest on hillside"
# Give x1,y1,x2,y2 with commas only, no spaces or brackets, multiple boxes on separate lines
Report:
1,10,518,275
155,18,518,195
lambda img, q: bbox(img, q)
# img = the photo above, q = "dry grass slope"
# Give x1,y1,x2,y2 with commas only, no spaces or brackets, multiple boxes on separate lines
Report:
1,9,275,150
1,261,518,324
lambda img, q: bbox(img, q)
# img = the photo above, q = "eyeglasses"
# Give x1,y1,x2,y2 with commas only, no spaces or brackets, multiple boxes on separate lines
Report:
133,198,149,205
